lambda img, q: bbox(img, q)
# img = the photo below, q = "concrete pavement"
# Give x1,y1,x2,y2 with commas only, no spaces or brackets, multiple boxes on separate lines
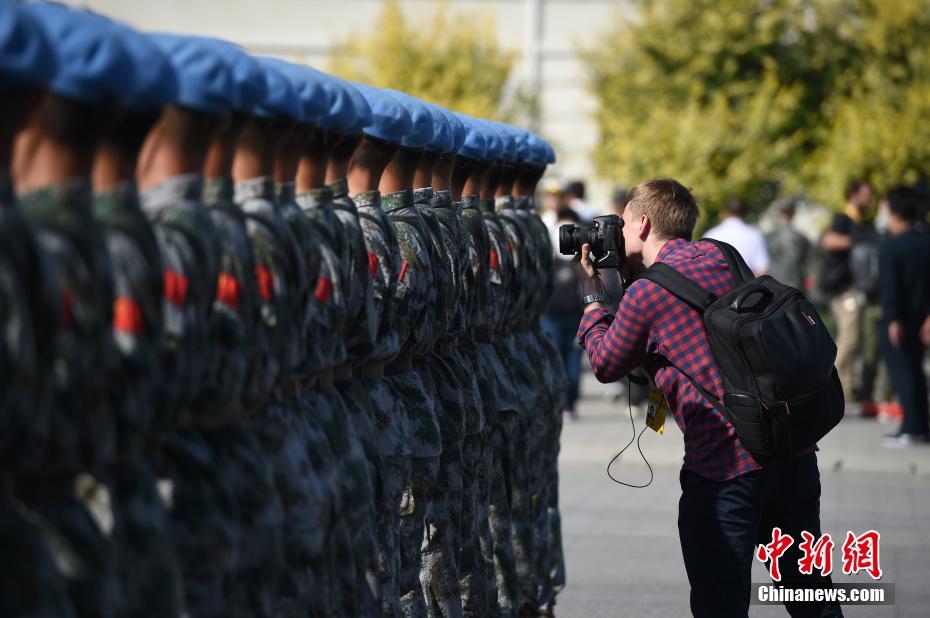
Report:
553,371,930,617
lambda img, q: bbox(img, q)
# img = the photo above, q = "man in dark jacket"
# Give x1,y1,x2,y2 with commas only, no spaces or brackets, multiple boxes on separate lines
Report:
878,187,930,446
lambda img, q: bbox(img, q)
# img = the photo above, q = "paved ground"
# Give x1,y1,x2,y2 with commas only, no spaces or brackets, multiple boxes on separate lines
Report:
553,371,930,617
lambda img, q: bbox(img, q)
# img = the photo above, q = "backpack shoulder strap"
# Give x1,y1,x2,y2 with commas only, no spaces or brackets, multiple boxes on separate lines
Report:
647,353,728,416
702,238,754,284
641,263,718,314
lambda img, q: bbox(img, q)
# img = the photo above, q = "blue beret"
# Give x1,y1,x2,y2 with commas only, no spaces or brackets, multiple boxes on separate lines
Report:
205,39,267,113
425,103,453,153
383,90,433,150
252,56,303,120
0,2,55,88
24,3,132,105
106,20,177,111
444,110,466,154
354,83,411,144
491,121,517,161
149,34,233,114
338,79,372,135
524,133,547,167
313,70,357,132
455,113,487,160
264,59,329,124
477,119,502,161
509,126,533,165
545,140,556,164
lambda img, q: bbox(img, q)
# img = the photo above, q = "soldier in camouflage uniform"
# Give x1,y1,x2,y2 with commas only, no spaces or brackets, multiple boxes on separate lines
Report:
515,135,568,613
345,86,413,617
90,20,186,617
229,58,331,617
139,34,239,618
294,75,380,617
14,6,129,614
202,40,287,618
0,6,76,615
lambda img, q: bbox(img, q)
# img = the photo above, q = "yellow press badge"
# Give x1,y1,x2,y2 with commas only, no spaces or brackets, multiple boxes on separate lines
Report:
645,387,668,435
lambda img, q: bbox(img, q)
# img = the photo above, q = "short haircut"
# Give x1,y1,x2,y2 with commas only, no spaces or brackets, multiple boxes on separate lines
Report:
845,179,871,200
725,196,748,218
886,186,918,222
624,177,699,240
564,180,585,200
555,206,580,223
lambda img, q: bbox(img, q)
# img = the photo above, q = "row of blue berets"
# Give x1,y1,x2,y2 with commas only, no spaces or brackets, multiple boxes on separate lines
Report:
1,1,556,166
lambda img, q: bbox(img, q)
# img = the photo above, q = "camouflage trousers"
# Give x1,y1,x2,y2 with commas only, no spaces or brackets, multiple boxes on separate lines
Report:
488,413,522,618
247,393,328,616
110,458,184,618
0,501,76,618
458,432,487,617
158,430,238,618
384,369,442,618
417,359,466,618
203,426,285,618
303,385,379,617
532,327,568,594
341,375,413,617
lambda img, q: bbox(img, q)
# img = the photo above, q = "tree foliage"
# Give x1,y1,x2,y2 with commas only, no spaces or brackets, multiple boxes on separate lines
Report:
584,0,930,219
329,0,518,119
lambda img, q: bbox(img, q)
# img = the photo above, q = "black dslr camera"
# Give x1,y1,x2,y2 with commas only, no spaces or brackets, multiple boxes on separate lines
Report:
559,214,625,269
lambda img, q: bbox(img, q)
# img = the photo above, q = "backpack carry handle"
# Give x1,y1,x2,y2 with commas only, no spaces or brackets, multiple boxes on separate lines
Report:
730,284,774,314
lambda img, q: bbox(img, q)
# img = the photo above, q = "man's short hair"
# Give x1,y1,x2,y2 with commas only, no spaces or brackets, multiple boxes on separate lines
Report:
555,206,580,223
564,180,585,200
724,196,748,218
845,179,871,200
886,186,918,222
625,177,699,240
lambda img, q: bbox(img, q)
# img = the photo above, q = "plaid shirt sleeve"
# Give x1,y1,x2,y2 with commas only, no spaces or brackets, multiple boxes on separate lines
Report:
576,281,651,383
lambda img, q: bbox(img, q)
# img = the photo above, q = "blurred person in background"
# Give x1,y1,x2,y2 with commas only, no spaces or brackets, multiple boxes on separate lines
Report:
764,197,809,291
562,180,596,222
877,187,930,447
819,180,884,414
540,179,562,242
542,207,585,419
703,196,770,276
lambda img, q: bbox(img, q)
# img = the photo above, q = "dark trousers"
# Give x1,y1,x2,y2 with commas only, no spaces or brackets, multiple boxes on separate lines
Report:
678,453,843,618
880,324,930,435
540,313,582,411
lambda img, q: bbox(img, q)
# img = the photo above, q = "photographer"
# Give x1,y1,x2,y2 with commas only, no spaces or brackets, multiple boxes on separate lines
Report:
570,178,842,618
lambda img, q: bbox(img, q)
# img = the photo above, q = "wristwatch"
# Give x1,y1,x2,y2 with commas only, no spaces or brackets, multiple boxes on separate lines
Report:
582,293,610,306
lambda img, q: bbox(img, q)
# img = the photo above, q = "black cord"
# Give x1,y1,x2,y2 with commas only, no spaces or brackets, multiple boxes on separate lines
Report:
606,377,654,488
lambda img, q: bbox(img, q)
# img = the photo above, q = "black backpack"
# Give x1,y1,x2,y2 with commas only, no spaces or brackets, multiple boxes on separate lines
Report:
641,239,844,461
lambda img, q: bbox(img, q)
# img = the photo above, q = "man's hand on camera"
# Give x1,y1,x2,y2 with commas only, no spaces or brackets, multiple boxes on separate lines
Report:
571,244,608,312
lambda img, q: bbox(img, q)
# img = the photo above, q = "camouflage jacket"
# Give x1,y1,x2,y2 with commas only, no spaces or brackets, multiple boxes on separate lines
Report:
198,178,262,423
478,197,515,335
141,174,219,431
495,195,536,330
330,179,378,364
458,194,492,334
433,190,470,340
516,196,554,317
380,189,433,358
414,187,455,349
94,183,165,458
352,189,402,365
0,173,56,475
20,179,115,477
233,177,297,407
296,187,347,372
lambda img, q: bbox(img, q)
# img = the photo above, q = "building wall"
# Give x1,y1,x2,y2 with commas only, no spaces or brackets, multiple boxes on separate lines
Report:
69,0,631,210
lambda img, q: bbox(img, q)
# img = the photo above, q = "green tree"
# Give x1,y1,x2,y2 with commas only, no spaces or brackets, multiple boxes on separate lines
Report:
329,0,521,120
584,0,930,222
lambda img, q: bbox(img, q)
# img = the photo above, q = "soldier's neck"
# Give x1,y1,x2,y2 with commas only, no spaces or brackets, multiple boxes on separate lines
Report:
413,150,439,190
514,164,545,196
203,125,243,182
137,126,210,192
296,127,332,192
346,135,396,195
325,133,362,185
12,125,93,194
432,155,455,193
496,164,516,197
275,132,303,186
381,147,424,194
231,122,278,183
451,156,477,202
481,162,503,199
92,144,135,193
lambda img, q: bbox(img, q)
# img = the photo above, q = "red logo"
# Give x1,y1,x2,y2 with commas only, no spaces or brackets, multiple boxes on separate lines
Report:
756,527,794,581
367,252,380,279
215,272,242,311
254,266,275,302
113,296,143,335
314,276,333,304
841,530,882,579
163,269,189,306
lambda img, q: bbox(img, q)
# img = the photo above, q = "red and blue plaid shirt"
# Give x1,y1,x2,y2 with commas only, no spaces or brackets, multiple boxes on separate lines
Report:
577,237,762,481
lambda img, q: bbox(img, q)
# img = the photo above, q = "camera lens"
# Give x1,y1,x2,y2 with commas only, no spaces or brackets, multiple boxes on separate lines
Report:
559,224,576,255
